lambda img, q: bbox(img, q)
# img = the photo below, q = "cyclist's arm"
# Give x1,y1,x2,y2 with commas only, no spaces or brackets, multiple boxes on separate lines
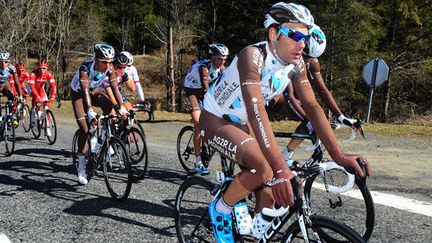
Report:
48,72,57,102
198,65,210,92
12,73,22,97
124,77,136,93
308,58,342,117
105,86,117,105
8,76,17,97
238,46,287,170
29,73,42,102
107,68,124,108
78,70,93,110
285,82,306,119
130,66,145,102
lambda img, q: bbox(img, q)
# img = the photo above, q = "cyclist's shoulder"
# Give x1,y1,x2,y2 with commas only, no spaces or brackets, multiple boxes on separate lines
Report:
78,59,95,72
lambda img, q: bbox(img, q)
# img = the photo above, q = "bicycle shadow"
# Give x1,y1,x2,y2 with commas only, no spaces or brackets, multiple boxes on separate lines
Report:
144,166,188,186
13,148,72,160
63,196,176,237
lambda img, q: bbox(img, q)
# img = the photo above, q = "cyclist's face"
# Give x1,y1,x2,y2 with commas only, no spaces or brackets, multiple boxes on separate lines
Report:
0,60,9,69
270,23,308,64
97,59,113,71
211,55,227,69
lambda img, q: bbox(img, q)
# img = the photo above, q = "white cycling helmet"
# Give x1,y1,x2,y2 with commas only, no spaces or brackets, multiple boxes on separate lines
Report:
0,51,10,60
264,2,314,29
94,44,115,59
121,51,134,65
209,43,229,56
304,24,326,57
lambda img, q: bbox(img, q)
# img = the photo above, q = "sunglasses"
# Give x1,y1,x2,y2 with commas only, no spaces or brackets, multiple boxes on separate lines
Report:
38,67,47,70
0,60,9,63
279,27,310,43
100,60,113,64
218,57,227,61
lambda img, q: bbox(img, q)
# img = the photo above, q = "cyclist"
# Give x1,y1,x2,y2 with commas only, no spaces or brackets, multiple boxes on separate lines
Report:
183,43,229,175
0,51,22,109
70,44,128,185
121,51,145,103
15,63,31,101
199,3,371,242
28,60,57,124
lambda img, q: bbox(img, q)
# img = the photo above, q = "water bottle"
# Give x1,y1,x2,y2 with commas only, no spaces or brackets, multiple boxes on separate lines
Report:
89,135,97,153
215,167,225,183
233,200,252,235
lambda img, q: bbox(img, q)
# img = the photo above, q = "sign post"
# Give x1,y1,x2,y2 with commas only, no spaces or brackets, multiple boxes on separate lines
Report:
362,58,389,123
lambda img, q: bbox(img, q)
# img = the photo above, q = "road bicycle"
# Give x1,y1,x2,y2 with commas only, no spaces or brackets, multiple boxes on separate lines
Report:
30,101,57,145
274,125,375,240
174,157,366,242
176,125,216,174
114,108,149,181
0,100,15,156
72,114,132,201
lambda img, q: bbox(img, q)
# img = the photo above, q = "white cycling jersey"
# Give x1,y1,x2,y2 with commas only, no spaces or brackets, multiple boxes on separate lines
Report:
183,59,221,89
70,60,111,92
204,41,298,125
125,65,139,82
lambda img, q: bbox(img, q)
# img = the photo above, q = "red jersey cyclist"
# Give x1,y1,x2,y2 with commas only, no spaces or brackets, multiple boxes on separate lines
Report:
70,44,129,185
14,63,31,100
199,3,371,242
183,43,229,175
28,60,57,122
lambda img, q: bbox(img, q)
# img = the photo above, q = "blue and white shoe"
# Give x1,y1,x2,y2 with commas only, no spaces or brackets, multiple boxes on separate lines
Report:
195,164,210,175
208,199,234,243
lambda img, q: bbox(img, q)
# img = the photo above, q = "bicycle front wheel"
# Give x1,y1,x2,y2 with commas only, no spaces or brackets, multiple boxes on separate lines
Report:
177,125,196,174
30,109,41,139
124,126,148,180
282,215,365,242
45,110,57,145
175,176,215,243
3,116,15,156
304,167,375,240
100,136,132,201
21,104,31,132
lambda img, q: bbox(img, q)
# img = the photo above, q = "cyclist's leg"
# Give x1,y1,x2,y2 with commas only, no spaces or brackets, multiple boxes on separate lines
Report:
185,88,208,174
200,110,274,241
92,91,113,115
71,90,89,185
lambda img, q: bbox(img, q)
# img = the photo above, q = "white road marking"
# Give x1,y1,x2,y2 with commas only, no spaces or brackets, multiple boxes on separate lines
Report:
312,183,432,217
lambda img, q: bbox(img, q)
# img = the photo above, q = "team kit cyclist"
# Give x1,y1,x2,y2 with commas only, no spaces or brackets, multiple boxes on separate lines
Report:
197,2,371,242
0,51,22,111
183,43,229,175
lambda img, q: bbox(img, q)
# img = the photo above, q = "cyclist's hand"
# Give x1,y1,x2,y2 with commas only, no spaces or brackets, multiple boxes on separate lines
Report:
117,105,129,118
87,108,97,124
335,153,371,178
271,161,294,207
338,115,365,138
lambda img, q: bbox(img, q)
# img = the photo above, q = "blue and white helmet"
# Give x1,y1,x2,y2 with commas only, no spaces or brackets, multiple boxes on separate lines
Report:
209,43,229,56
94,44,115,59
0,51,10,60
304,24,326,57
264,2,314,29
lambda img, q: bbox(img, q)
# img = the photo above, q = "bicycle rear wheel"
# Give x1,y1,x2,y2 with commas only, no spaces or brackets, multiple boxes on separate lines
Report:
282,215,365,242
101,136,132,201
21,104,31,132
304,168,375,240
71,129,80,169
175,176,215,243
31,109,41,139
177,125,196,173
3,116,15,156
123,126,148,180
44,110,57,145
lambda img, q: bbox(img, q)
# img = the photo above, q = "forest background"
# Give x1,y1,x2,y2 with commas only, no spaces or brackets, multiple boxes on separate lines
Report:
1,0,431,123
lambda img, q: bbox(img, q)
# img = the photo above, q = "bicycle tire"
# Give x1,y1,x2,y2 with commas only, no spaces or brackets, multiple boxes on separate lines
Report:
123,126,148,180
175,176,215,243
304,170,375,241
45,110,57,145
71,129,80,169
30,109,41,139
21,104,31,132
100,136,132,201
281,215,366,243
3,115,15,156
177,125,196,174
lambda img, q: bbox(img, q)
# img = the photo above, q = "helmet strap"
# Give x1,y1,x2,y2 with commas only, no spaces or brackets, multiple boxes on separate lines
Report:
271,40,290,66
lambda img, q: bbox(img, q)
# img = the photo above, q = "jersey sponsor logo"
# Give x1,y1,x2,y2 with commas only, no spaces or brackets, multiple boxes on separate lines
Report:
213,80,240,107
207,135,237,160
252,48,264,75
253,103,270,148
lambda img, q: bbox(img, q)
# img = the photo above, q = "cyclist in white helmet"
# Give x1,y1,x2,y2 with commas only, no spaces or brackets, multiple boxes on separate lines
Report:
0,51,23,108
70,43,129,185
199,3,371,242
121,51,146,104
183,43,229,175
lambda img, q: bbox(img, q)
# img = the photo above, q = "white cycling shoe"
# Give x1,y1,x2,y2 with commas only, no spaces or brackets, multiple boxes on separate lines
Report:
77,155,88,185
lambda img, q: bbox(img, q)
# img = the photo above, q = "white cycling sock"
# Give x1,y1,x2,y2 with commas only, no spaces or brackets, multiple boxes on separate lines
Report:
215,197,233,214
282,147,294,160
195,155,202,166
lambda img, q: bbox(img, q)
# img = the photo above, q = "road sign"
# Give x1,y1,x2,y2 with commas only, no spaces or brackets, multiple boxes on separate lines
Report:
362,58,389,88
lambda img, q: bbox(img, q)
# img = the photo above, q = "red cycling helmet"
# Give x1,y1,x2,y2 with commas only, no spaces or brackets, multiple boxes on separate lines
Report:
36,59,49,68
16,63,26,71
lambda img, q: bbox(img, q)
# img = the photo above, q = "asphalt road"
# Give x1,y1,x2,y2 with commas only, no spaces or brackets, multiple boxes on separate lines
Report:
0,118,430,242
